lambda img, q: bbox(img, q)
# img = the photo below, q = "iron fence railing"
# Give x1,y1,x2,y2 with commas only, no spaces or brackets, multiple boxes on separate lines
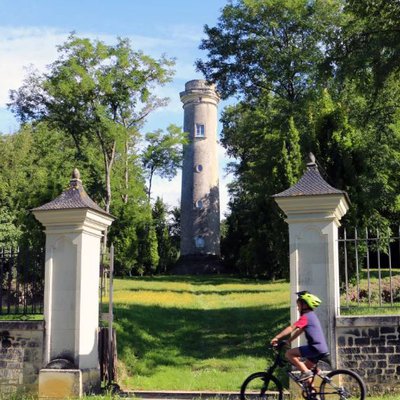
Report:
99,244,117,385
0,247,44,315
338,227,400,311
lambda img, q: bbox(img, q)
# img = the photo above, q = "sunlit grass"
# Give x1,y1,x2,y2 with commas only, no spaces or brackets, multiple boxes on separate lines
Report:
340,268,400,315
104,276,290,391
0,314,43,321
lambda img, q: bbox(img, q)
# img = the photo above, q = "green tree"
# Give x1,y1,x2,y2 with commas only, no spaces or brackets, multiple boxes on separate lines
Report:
196,0,342,103
152,197,179,273
196,0,400,277
0,123,80,248
332,0,400,89
219,100,302,277
9,34,175,217
142,124,187,200
137,221,159,276
0,207,22,248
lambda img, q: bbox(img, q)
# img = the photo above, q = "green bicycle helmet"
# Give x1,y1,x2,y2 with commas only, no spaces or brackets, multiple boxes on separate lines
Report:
296,291,322,310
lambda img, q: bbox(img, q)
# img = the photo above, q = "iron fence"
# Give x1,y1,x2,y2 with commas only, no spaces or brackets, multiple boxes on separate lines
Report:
0,247,44,315
338,227,400,311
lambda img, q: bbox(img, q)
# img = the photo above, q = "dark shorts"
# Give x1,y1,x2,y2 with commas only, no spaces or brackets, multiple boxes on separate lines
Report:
299,345,324,360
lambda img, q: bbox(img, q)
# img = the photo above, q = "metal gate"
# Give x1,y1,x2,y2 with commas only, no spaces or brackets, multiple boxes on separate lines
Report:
99,244,118,386
338,227,400,311
0,247,44,315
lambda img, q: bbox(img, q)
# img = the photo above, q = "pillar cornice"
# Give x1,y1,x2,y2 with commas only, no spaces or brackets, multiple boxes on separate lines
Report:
33,209,114,236
275,194,349,224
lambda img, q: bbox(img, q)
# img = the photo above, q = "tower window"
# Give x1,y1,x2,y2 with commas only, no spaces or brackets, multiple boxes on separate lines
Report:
195,124,205,138
194,235,205,248
195,200,203,209
195,164,203,172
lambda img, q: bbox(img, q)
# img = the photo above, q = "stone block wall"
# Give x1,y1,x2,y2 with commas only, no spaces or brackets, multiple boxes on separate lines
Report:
336,315,400,394
0,320,44,396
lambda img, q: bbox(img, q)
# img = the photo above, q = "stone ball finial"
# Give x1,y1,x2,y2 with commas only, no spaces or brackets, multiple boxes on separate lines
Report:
307,152,317,169
70,168,82,189
72,168,81,180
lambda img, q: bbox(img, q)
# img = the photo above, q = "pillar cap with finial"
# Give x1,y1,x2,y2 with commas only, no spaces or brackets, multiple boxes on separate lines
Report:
273,154,350,203
32,168,111,216
307,152,317,168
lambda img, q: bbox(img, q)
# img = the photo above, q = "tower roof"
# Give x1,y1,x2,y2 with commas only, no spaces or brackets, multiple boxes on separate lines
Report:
273,154,350,202
180,79,220,106
32,168,110,217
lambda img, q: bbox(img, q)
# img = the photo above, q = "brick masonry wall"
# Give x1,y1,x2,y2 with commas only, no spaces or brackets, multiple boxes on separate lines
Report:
336,315,400,394
0,321,44,396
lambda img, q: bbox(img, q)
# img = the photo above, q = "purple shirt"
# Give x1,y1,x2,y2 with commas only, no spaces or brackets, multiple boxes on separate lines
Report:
294,311,328,354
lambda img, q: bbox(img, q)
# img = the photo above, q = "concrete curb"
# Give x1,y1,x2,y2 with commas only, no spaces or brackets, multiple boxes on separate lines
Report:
121,390,290,399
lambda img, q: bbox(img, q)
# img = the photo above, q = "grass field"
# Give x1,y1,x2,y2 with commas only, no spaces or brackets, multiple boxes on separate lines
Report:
1,274,398,399
108,275,290,391
105,274,399,399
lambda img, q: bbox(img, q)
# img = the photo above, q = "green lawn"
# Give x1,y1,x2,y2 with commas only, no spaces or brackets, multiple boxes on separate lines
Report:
2,274,398,398
107,275,290,391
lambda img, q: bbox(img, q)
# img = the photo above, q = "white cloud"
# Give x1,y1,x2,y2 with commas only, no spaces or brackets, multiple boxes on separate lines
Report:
163,24,203,44
0,26,200,110
0,27,68,106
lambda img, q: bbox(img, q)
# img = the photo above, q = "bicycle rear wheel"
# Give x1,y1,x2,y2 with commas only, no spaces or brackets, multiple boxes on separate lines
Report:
240,372,284,400
319,369,366,400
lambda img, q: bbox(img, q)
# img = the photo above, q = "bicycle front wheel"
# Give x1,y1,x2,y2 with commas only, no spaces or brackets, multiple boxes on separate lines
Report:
240,372,284,400
319,369,366,400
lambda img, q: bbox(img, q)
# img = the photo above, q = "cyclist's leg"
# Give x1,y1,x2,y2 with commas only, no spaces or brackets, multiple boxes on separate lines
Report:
304,359,319,393
285,347,309,373
287,346,323,383
305,358,317,370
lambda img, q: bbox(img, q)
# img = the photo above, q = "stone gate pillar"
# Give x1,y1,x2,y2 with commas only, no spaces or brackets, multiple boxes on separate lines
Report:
273,155,349,367
32,169,114,398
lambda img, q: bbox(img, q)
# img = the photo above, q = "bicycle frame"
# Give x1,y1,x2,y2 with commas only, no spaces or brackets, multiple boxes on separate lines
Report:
267,346,316,398
266,344,362,399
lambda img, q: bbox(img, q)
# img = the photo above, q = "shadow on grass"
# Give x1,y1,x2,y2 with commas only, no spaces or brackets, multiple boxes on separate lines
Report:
116,274,288,286
114,303,289,374
123,288,283,295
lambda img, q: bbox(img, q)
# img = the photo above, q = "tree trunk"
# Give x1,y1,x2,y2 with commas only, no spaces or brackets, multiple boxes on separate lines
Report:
123,140,129,204
102,140,116,248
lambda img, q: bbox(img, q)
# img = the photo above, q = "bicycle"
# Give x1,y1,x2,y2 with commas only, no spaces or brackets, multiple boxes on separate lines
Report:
240,342,366,400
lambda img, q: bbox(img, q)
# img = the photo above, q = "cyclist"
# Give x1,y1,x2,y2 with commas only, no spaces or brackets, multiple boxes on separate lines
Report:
270,291,328,382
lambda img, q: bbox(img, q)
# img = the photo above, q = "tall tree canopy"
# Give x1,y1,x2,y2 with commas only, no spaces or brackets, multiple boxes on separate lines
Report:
4,35,181,276
198,0,400,277
9,34,175,215
197,0,342,103
332,0,400,88
142,124,187,200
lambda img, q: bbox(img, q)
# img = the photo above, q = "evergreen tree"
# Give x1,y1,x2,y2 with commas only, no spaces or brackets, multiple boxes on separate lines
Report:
152,198,179,273
198,0,400,277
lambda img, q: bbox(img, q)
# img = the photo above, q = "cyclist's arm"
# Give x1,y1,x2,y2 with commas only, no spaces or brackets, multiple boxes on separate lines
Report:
271,325,304,345
271,325,295,345
288,326,303,343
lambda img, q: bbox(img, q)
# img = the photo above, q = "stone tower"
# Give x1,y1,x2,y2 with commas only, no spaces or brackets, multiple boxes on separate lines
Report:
179,80,221,263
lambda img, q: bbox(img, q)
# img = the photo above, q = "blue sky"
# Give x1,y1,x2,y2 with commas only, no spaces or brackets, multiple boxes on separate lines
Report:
0,0,233,217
